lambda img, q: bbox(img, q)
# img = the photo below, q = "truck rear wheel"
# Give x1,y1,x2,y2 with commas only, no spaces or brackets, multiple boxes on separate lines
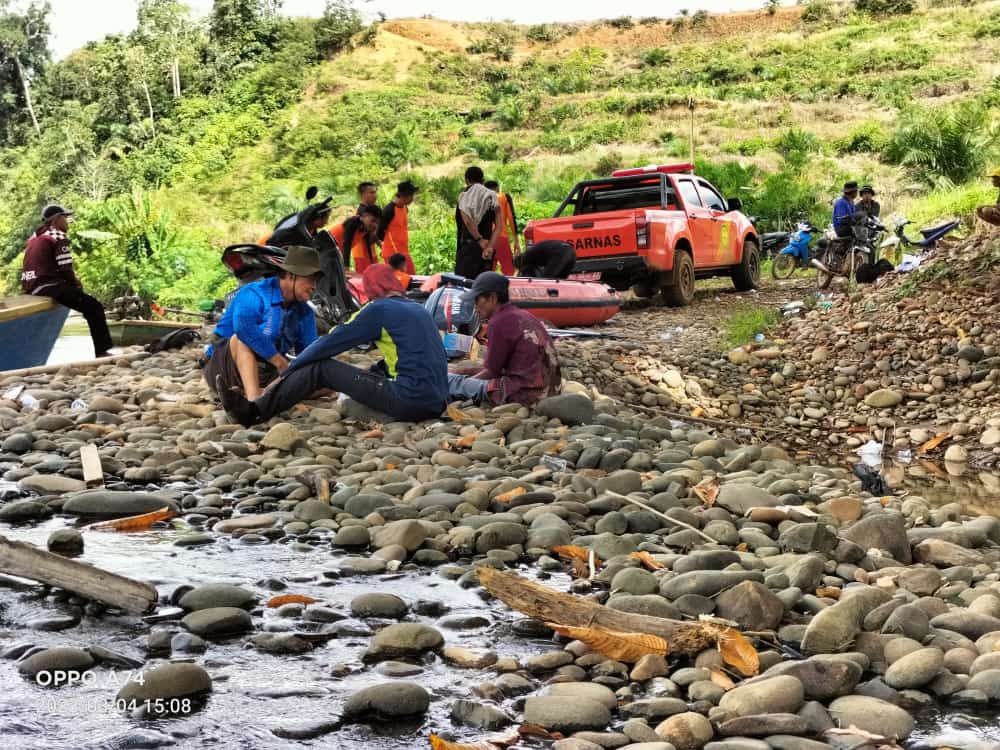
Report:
732,238,761,291
662,251,695,307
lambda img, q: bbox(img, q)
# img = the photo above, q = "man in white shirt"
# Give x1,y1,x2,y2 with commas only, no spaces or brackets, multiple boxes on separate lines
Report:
454,166,501,279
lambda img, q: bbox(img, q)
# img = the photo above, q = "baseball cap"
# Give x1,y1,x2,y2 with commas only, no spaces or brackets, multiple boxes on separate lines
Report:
42,204,73,222
462,271,509,302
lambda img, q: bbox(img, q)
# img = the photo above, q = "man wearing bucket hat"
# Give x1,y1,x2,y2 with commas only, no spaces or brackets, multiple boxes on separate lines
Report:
204,245,321,400
976,168,1000,227
856,185,881,220
21,203,114,358
446,271,561,407
217,264,449,426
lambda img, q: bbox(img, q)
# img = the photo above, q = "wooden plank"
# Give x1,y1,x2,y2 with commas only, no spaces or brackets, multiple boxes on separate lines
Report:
0,295,57,323
0,535,157,613
0,351,149,379
79,444,104,487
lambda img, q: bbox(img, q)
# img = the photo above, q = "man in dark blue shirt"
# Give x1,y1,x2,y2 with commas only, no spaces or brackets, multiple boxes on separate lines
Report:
833,181,859,238
217,264,448,426
204,246,320,399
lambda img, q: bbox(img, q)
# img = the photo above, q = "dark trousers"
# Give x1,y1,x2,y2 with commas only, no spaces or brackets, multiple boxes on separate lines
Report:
46,286,113,356
455,241,491,280
255,358,444,423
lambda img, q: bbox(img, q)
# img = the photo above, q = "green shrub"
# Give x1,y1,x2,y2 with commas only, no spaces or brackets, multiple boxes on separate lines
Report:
641,48,670,67
834,121,889,154
884,102,1000,186
466,23,517,61
975,10,1000,38
854,0,915,14
608,16,634,29
595,151,624,175
691,10,711,26
765,0,781,15
801,0,834,23
773,127,822,170
495,97,526,128
526,24,564,43
724,305,780,347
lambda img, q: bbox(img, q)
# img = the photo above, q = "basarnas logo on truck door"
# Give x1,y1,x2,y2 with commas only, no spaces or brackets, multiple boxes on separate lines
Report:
574,235,623,250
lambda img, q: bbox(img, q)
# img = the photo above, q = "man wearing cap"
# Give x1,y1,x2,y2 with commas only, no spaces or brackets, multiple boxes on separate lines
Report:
833,181,859,238
455,166,501,280
203,246,321,400
267,202,332,248
856,186,881,219
216,264,448,425
21,204,113,358
331,205,381,271
447,271,561,407
377,181,418,274
976,168,1000,227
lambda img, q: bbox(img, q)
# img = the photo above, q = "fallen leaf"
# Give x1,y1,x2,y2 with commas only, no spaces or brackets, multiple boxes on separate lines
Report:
384,463,397,471
551,439,567,454
292,404,310,413
815,587,841,599
823,726,903,748
455,433,478,449
879,496,892,507
428,735,509,750
709,667,736,690
546,622,669,663
267,594,319,608
569,557,589,579
447,404,474,422
495,487,527,503
692,477,720,507
362,428,384,439
917,432,951,454
918,459,948,478
553,545,600,567
734,543,748,552
691,407,705,418
629,551,664,570
714,626,760,676
87,507,175,532
846,425,870,434
517,724,563,740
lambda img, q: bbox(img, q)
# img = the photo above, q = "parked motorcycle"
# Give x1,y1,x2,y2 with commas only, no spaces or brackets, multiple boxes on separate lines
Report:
771,220,819,279
814,215,887,288
880,216,960,253
748,215,791,260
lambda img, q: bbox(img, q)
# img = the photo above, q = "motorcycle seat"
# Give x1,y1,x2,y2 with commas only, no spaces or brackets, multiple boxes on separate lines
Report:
919,220,959,239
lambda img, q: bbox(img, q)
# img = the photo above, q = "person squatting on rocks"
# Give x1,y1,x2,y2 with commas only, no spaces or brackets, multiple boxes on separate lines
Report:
377,180,418,273
331,204,381,272
484,179,519,275
218,263,449,426
20,203,114,358
447,272,561,407
514,239,577,279
203,246,321,400
455,166,501,280
977,167,1000,227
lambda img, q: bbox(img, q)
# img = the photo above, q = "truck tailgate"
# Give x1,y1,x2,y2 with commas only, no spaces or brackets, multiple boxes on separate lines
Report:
531,212,636,256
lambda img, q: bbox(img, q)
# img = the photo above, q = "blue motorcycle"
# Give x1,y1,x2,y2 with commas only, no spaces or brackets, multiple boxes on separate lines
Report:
771,221,819,279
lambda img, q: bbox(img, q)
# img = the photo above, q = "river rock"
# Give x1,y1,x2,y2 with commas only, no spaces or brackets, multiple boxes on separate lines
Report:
343,681,429,719
801,587,890,655
544,682,618,710
535,394,595,425
826,695,914,739
717,675,804,716
62,490,178,518
372,519,427,552
47,527,84,554
715,580,784,630
260,423,302,451
661,570,763,600
762,656,862,700
350,593,408,619
864,389,903,408
18,474,86,494
364,622,443,660
0,500,50,521
179,584,257,611
715,485,778,515
116,662,212,703
450,699,512,729
293,499,335,522
181,606,253,637
884,647,944,688
524,696,611,733
931,611,1000,639
717,714,808,737
967,669,1000,699
842,512,911,563
913,539,983,567
654,711,714,750
17,647,94,681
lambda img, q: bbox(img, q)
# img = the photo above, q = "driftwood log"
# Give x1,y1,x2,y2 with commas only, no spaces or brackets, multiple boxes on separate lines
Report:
477,566,718,655
0,351,149,379
0,535,157,613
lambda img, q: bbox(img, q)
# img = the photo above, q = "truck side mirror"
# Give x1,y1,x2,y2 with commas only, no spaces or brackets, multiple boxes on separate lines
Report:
726,197,743,212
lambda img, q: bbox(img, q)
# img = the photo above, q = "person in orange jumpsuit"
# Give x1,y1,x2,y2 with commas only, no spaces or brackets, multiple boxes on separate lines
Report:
484,180,519,275
377,180,418,274
331,205,381,272
388,253,412,290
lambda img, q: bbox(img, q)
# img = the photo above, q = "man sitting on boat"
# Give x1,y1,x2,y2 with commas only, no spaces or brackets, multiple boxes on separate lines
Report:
21,203,114,358
216,264,449,426
447,272,561,407
203,246,321,400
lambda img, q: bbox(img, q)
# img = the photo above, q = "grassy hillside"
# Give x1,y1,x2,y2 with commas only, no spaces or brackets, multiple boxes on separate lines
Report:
1,1,998,307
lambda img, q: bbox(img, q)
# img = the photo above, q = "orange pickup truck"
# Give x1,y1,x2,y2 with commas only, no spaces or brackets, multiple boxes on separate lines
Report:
523,163,760,306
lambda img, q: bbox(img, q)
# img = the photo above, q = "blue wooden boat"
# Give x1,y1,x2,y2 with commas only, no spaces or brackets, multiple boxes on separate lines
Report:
0,295,70,371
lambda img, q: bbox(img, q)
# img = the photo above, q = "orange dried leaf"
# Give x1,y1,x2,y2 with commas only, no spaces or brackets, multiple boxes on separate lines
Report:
709,668,736,691
266,594,319,608
692,477,720,507
546,622,669,663
495,487,527,503
629,551,664,570
816,587,841,599
691,407,705,418
735,543,748,552
918,459,947,478
551,440,567,454
517,724,563,740
384,462,397,470
428,735,495,750
88,507,174,532
569,557,590,579
362,428,383,439
918,432,951,454
716,627,759,676
455,433,478,449
552,545,600,566
447,404,474,422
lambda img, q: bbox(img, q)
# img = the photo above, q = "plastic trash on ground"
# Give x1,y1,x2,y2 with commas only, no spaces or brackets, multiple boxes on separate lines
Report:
541,454,568,473
856,439,883,467
70,398,88,411
18,393,39,412
896,254,922,273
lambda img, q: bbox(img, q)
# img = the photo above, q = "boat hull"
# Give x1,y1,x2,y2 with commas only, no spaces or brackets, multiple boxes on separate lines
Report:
0,296,70,371
109,320,197,347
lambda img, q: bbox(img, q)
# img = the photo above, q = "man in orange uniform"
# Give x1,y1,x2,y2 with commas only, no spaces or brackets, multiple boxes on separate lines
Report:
377,180,418,274
388,253,411,290
331,205,381,272
484,180,519,275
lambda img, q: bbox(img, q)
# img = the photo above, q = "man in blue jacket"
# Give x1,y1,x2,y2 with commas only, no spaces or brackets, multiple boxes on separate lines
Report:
204,246,321,399
833,181,859,238
217,264,448,426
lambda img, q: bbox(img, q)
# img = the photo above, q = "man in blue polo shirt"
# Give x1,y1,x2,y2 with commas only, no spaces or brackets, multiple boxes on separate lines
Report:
203,246,321,399
833,181,859,238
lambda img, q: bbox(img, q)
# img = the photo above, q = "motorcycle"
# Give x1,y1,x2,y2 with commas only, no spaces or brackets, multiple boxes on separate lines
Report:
748,215,791,260
771,220,819,279
880,216,960,253
813,215,887,288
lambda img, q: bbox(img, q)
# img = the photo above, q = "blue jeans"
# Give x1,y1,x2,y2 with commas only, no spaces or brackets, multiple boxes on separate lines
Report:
447,373,489,403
